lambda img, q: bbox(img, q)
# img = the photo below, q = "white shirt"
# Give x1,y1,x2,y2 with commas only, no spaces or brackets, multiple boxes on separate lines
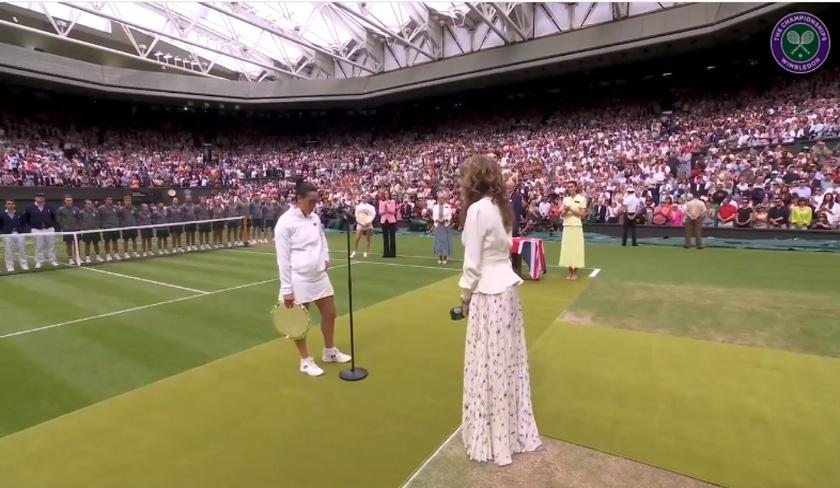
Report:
623,194,641,214
274,207,330,297
432,203,453,224
459,197,523,297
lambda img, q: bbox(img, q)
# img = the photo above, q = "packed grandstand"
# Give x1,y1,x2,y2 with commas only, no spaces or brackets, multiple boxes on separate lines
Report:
2,66,840,232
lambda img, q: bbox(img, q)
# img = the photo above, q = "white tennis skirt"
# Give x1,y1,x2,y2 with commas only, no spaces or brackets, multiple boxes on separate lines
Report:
292,271,335,304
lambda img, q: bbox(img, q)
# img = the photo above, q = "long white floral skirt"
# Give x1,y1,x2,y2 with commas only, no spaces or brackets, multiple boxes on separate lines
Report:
462,286,542,466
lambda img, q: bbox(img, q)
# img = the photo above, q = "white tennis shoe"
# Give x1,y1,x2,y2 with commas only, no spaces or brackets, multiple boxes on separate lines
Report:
299,357,325,377
322,348,352,363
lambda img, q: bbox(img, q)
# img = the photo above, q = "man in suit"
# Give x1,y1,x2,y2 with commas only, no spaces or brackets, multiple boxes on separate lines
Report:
23,193,59,268
2,199,29,272
589,199,608,223
507,178,524,237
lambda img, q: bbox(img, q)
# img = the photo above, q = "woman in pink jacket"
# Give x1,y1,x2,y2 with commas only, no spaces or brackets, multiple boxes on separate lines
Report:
379,190,397,258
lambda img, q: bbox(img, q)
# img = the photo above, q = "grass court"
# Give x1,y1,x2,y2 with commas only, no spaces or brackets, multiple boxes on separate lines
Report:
1,234,839,488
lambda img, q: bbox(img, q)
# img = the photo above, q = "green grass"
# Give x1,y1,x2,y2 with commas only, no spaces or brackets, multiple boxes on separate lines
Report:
1,233,840,487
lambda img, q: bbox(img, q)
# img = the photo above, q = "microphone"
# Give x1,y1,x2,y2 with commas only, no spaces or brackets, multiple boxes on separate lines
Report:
450,306,465,321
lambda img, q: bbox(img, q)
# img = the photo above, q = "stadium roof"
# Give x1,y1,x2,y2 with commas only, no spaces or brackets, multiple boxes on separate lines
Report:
1,2,683,81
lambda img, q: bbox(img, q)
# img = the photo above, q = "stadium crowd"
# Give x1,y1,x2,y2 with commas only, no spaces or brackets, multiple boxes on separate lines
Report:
3,67,840,237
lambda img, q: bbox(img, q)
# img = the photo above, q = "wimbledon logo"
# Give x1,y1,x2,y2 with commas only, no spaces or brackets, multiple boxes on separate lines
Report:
771,12,830,73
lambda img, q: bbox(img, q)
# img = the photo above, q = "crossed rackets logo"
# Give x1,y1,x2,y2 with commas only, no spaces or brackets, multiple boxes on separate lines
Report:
771,12,831,74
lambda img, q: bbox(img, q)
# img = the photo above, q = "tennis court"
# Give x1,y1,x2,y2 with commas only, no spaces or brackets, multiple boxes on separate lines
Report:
1,235,839,488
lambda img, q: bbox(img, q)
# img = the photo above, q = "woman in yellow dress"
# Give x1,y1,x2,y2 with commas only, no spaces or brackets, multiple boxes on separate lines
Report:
559,181,587,280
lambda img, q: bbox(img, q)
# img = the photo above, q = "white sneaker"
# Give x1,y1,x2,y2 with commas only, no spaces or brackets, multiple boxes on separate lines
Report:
96,256,104,263
299,357,325,377
133,252,140,258
363,252,368,258
106,255,113,262
6,267,13,273
21,263,29,271
35,262,42,269
322,348,352,363
51,260,60,267
85,257,92,264
124,253,131,260
114,254,122,261
68,259,75,266
350,251,356,258
158,250,165,256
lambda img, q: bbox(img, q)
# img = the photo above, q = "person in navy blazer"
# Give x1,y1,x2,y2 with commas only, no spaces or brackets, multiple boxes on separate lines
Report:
22,193,59,268
2,199,30,272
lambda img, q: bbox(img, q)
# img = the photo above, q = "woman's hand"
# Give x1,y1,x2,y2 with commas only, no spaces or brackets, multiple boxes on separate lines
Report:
282,293,295,309
461,299,470,317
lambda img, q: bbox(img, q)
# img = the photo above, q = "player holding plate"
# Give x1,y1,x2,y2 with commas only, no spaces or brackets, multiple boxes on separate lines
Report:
351,196,376,259
275,178,352,377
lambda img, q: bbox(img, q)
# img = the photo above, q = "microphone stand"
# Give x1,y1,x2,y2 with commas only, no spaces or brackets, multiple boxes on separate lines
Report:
339,207,368,381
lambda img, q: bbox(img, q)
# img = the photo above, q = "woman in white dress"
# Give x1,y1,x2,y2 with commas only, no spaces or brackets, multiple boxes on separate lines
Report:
351,196,376,258
275,179,352,377
458,155,542,466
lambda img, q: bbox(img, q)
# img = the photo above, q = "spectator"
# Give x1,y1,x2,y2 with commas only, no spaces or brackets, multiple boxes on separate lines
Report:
768,198,790,229
717,197,737,228
790,197,813,230
735,197,754,228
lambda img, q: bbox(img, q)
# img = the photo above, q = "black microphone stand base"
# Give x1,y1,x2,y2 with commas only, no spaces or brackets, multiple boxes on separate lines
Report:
339,367,368,381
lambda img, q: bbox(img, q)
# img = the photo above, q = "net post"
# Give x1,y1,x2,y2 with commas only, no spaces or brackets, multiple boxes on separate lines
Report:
73,232,82,267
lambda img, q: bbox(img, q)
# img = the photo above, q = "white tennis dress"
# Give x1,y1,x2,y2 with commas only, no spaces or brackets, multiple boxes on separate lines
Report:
275,206,334,304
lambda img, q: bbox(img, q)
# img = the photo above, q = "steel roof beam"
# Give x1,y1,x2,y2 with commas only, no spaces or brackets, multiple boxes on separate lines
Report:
0,18,224,79
464,2,508,43
198,2,375,74
59,2,305,79
332,3,436,60
489,3,527,41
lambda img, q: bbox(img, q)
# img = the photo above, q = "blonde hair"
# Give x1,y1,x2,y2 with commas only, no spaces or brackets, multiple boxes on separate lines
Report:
459,155,514,231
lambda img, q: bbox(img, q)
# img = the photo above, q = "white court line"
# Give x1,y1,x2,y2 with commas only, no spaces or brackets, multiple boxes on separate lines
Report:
81,267,210,294
357,261,459,272
0,278,275,340
238,248,603,274
0,264,347,339
1,263,351,340
400,427,461,488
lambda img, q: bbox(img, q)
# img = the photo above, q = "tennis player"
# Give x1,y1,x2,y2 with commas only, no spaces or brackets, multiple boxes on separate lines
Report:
351,196,375,258
275,178,351,377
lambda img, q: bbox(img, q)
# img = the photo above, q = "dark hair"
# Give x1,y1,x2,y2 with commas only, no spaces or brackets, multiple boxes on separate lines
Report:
294,177,317,200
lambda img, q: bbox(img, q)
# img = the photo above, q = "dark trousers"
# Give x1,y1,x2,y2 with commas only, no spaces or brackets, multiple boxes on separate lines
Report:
381,222,396,257
684,218,704,248
622,214,637,246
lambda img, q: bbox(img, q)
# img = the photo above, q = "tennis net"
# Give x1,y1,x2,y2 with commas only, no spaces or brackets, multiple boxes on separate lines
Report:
1,216,271,274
